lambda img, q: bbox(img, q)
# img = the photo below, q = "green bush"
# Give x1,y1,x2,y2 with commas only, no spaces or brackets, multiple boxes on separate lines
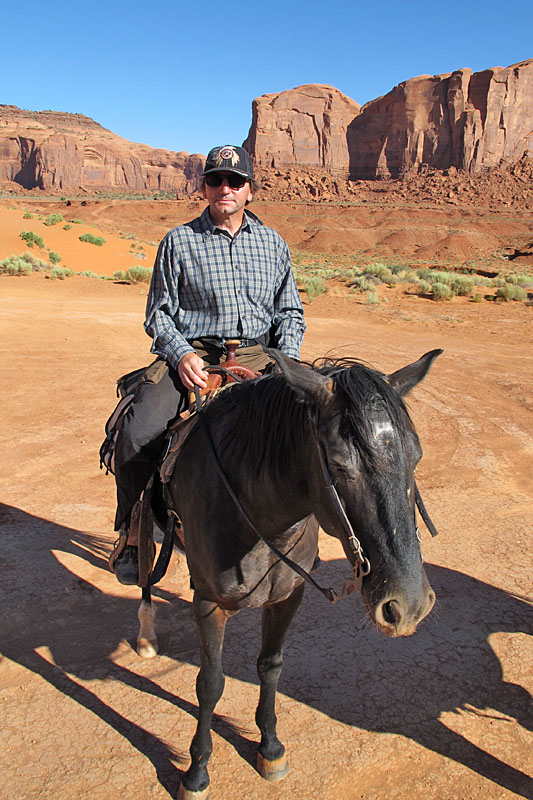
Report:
20,230,45,249
79,270,101,279
48,251,62,264
432,282,454,301
63,224,72,231
113,266,153,284
496,284,527,302
349,276,374,292
23,211,33,219
0,255,33,275
366,290,380,305
364,263,393,283
44,213,64,226
416,280,432,295
79,233,106,246
472,293,483,303
450,275,474,296
49,266,74,280
300,275,326,302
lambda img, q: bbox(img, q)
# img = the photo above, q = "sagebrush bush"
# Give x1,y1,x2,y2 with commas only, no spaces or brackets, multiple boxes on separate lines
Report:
44,213,64,226
0,256,33,275
416,280,432,295
450,275,474,296
63,224,72,231
496,285,527,302
300,275,326,302
349,276,374,292
364,263,393,282
49,266,74,280
20,230,45,249
432,282,454,300
48,251,62,264
79,233,106,246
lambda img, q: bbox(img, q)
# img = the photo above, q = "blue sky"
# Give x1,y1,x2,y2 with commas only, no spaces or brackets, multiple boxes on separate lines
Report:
2,0,531,156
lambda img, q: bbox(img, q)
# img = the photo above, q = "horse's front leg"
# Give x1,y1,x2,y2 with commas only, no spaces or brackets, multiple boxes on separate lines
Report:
137,585,158,659
179,594,229,800
256,581,305,782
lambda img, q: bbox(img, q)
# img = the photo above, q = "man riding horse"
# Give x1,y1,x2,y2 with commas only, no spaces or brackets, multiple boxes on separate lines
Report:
109,145,306,585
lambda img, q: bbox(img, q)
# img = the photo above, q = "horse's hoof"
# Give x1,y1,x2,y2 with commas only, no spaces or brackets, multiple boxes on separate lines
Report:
177,782,209,800
257,752,290,782
136,637,158,659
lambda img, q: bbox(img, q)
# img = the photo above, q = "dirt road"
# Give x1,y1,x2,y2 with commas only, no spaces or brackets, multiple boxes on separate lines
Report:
1,274,531,799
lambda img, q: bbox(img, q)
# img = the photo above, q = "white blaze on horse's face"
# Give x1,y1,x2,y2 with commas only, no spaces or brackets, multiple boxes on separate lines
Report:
372,419,395,444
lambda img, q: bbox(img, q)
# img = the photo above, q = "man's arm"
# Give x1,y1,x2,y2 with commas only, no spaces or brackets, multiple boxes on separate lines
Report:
271,240,306,359
144,236,207,388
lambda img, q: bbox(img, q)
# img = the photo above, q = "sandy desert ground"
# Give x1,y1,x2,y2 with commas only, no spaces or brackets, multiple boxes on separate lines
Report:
0,195,532,800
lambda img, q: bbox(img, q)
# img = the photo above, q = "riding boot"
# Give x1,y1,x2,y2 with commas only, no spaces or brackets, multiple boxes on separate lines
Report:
109,503,141,585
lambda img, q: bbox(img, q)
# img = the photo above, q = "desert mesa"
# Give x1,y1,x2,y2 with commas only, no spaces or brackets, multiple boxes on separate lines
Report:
1,58,532,194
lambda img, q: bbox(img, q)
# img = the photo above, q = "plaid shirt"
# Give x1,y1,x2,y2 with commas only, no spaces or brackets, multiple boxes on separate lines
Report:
145,207,305,369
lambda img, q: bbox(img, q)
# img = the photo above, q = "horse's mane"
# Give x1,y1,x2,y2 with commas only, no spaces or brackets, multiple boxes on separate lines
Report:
207,358,414,479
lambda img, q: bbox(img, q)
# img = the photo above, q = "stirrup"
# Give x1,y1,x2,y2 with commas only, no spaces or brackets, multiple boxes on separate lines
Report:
108,526,128,573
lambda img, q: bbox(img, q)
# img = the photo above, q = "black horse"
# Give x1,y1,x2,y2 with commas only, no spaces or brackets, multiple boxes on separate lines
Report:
139,348,441,799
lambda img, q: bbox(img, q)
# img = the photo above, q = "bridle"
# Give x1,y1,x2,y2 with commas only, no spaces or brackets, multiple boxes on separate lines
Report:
190,378,439,604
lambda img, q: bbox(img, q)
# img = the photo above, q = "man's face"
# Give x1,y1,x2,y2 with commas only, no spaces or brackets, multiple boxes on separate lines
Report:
202,172,253,223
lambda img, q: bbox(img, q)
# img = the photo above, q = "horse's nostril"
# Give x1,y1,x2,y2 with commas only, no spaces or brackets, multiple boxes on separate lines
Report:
382,600,400,625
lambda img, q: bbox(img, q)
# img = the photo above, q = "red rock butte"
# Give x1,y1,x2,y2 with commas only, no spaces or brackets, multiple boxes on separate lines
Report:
1,58,532,193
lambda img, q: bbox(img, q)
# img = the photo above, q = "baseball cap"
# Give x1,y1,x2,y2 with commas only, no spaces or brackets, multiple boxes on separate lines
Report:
203,145,254,179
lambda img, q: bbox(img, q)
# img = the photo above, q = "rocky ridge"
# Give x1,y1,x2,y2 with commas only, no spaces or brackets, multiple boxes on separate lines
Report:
246,60,533,180
0,105,204,194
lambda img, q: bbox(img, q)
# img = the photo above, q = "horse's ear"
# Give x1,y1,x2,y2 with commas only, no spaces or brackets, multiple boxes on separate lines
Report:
266,350,334,407
388,349,443,396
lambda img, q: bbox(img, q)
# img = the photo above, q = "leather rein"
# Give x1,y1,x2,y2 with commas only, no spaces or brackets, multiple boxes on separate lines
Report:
187,370,439,604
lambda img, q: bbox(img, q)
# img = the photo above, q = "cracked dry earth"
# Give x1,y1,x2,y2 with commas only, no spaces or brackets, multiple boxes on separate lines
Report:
0,275,531,800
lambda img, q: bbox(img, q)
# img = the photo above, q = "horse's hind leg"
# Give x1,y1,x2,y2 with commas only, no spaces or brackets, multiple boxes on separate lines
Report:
256,581,305,781
137,585,158,659
179,594,228,800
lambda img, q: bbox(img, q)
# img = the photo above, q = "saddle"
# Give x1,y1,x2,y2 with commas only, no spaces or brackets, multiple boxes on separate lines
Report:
108,340,262,586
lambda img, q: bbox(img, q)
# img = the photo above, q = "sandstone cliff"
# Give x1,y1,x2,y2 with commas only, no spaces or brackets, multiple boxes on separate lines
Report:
347,59,533,178
245,60,533,179
0,106,204,193
243,85,360,177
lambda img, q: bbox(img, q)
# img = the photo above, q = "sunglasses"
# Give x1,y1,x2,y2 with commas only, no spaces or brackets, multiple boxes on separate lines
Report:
205,172,249,189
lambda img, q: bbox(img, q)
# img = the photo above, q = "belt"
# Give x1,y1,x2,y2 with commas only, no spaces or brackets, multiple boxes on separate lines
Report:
189,334,268,350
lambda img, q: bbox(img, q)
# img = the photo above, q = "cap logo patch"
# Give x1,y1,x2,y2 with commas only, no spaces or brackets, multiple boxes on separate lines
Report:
216,146,239,166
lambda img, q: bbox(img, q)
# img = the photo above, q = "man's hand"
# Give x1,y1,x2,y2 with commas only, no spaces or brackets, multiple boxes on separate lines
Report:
178,352,209,390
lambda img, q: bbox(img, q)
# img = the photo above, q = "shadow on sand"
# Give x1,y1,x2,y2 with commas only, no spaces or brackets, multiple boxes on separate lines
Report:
1,503,531,798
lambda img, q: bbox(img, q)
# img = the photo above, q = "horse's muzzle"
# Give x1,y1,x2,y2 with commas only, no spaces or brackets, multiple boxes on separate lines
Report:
370,585,436,637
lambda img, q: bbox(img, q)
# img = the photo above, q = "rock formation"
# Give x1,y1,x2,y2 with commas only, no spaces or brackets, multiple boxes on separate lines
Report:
243,85,360,177
244,60,533,179
347,59,533,178
0,106,204,193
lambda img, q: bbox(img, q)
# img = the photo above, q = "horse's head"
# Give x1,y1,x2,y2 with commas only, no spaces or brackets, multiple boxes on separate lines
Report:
270,349,442,638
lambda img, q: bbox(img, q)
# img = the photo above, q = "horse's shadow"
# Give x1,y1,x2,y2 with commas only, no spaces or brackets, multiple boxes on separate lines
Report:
1,503,531,798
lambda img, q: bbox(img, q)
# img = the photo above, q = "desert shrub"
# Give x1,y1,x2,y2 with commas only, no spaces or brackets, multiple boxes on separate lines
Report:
23,211,33,219
450,275,474,296
366,290,380,305
113,271,127,281
472,293,483,303
416,280,432,295
72,219,83,224
20,230,45,249
300,275,326,302
133,252,147,260
428,271,453,286
492,276,506,287
0,256,33,275
49,266,74,280
79,233,106,246
48,251,62,264
364,262,393,282
349,276,374,292
44,213,64,226
63,223,72,231
432,282,454,301
79,270,101,279
496,285,527,302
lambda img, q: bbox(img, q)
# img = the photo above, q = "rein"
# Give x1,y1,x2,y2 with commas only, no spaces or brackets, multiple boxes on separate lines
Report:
193,383,380,603
149,369,440,596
